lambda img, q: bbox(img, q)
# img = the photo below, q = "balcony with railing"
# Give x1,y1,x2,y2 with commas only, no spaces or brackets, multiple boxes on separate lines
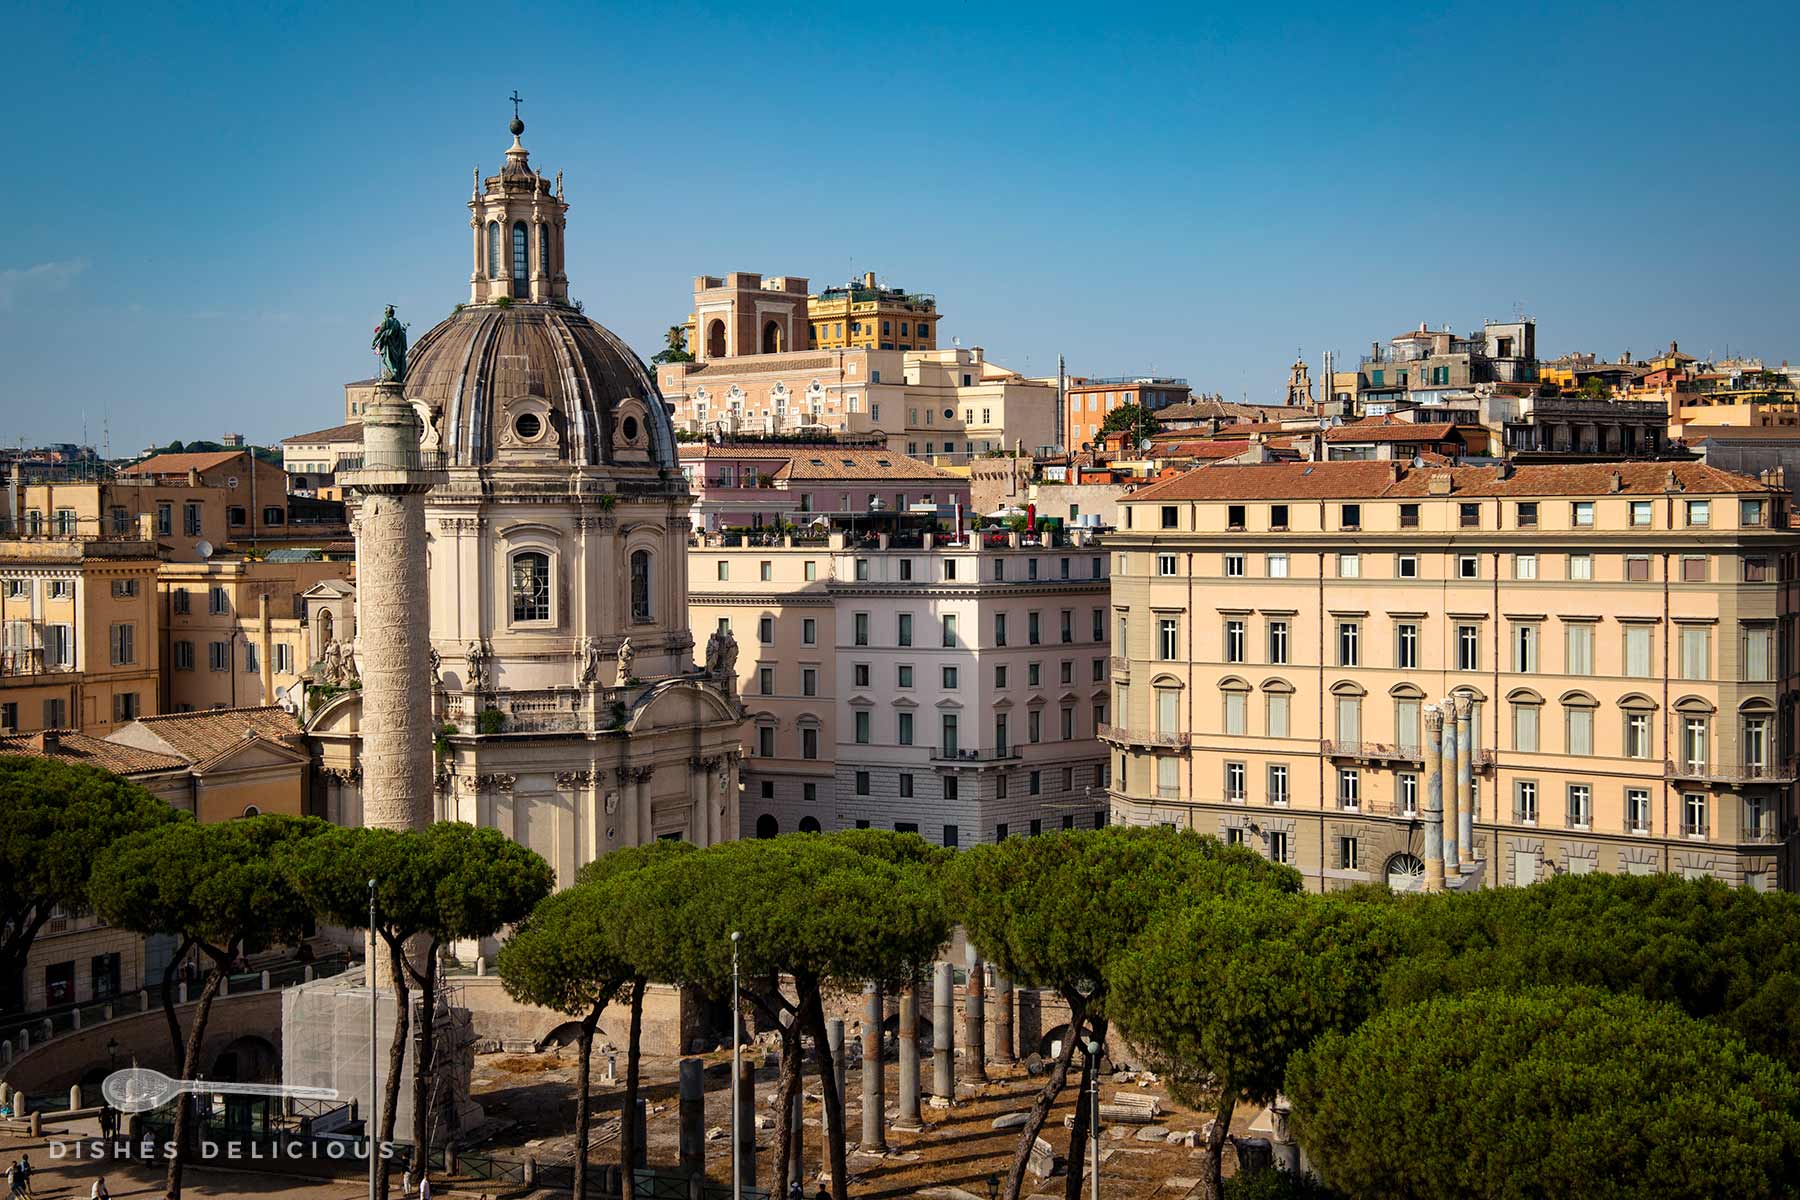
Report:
1323,739,1422,765
1098,722,1187,750
929,744,1023,765
1666,758,1798,785
0,646,77,679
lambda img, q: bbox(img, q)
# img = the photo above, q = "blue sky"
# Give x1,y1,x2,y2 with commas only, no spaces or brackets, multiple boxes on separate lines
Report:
2,0,1795,452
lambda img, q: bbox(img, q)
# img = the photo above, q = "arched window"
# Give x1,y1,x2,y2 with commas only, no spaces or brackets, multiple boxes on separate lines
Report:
512,222,528,291
511,551,550,623
798,816,822,834
706,319,726,359
487,221,502,279
538,225,550,279
755,814,779,839
762,320,784,354
630,550,652,622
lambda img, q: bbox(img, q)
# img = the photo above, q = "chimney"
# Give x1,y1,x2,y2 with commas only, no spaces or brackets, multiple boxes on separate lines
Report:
1427,472,1453,495
1608,471,1623,493
863,270,876,288
1664,468,1682,492
1387,461,1401,484
32,730,59,754
187,467,201,487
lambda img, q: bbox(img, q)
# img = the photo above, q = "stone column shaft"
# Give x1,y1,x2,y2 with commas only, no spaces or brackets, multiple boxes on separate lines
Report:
677,1058,704,1179
1455,695,1476,869
992,970,1015,1065
932,961,955,1103
827,1017,847,1111
1423,704,1446,892
787,1087,805,1190
897,978,921,1128
861,984,886,1149
734,1059,756,1187
964,949,987,1082
1440,700,1460,871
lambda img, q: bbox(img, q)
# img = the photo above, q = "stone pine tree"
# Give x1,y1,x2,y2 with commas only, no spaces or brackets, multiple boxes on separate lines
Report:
678,832,950,1200
947,826,1301,1200
1108,893,1397,1200
90,814,330,1200
572,840,699,1199
0,755,181,1015
1288,988,1800,1199
495,884,629,1200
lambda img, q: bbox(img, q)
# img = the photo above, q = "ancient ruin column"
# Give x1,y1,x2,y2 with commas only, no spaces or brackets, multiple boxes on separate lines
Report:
992,969,1015,1066
1455,693,1476,870
734,1058,756,1188
827,1017,847,1111
788,1089,805,1191
678,1058,704,1179
932,961,955,1104
861,984,886,1150
1440,697,1460,872
341,385,439,833
1423,704,1446,892
964,946,987,1083
897,978,921,1129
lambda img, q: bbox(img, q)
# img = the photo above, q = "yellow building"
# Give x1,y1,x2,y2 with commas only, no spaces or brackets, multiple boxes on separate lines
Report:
0,534,161,735
1105,460,1794,892
806,271,938,351
159,556,352,713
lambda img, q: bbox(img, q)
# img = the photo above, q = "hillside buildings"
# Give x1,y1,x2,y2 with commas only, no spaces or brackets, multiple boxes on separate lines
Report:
1105,460,1794,891
687,517,1112,843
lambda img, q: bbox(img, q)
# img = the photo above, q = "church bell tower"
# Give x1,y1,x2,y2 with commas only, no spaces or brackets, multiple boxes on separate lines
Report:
468,96,569,306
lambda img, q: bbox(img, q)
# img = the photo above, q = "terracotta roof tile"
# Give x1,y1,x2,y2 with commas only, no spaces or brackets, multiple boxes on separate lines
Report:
1323,422,1462,443
0,731,187,776
119,451,247,476
678,445,961,481
129,706,304,766
1125,461,1776,504
281,422,364,445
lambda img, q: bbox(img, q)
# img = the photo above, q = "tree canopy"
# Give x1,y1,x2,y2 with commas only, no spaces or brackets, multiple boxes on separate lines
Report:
1288,987,1800,1200
1109,893,1399,1200
1097,402,1160,443
0,755,183,1010
1376,872,1800,1072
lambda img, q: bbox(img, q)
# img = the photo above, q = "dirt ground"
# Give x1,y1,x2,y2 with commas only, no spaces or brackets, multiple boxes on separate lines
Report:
468,1047,1262,1199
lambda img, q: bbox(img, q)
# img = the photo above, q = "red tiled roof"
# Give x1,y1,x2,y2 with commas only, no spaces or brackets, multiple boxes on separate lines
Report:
120,451,247,476
281,422,363,446
0,731,187,775
129,706,304,768
1323,422,1462,444
1124,460,1776,503
679,444,960,481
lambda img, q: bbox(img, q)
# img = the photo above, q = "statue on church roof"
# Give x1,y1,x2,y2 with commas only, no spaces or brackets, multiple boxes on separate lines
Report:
372,305,409,384
614,637,636,688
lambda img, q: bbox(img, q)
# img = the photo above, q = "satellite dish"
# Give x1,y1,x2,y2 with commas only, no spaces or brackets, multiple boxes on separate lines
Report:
196,541,214,560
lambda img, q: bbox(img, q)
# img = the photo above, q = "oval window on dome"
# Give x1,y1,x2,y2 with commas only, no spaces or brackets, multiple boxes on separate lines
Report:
514,412,541,440
622,415,640,442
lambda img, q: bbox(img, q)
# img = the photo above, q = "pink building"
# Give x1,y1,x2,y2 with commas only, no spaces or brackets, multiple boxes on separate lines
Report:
678,443,970,531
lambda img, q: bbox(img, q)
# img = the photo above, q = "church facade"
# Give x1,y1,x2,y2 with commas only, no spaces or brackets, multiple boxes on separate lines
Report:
307,114,746,887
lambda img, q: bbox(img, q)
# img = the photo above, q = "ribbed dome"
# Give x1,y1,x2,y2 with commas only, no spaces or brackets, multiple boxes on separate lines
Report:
404,302,675,469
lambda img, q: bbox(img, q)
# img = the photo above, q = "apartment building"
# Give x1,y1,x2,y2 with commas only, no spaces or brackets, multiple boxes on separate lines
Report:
1064,377,1192,452
1105,460,1795,892
687,522,1113,843
678,444,969,532
0,535,161,735
160,557,353,712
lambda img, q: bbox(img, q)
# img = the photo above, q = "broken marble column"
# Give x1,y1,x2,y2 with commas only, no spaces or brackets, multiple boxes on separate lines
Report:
932,960,955,1104
964,946,988,1083
897,977,921,1129
992,968,1015,1066
827,1017,847,1111
1455,692,1476,871
862,984,886,1150
1423,704,1446,892
634,1098,648,1167
678,1058,704,1179
735,1058,756,1188
1440,695,1460,871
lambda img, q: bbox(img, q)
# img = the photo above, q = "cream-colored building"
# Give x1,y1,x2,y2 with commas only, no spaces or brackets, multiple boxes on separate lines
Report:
1105,460,1795,892
0,535,161,735
160,557,353,713
688,522,1112,843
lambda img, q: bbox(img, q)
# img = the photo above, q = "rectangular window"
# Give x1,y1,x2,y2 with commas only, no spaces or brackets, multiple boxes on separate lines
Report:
1566,707,1595,756
802,618,816,646
1745,556,1771,582
1459,502,1480,528
1338,621,1360,667
1741,499,1767,527
1337,836,1359,871
183,503,202,537
1155,757,1176,798
1225,761,1245,802
941,714,959,755
854,710,871,744
208,640,228,671
942,665,958,688
1158,618,1178,661
1456,624,1479,671
109,623,135,666
1458,555,1479,579
1683,792,1708,838
1397,555,1418,579
896,612,912,647
1225,619,1246,664
1680,626,1710,680
1515,553,1538,580
1028,611,1041,645
805,560,818,581
1093,608,1104,641
1572,501,1594,527
1568,554,1593,581
1268,620,1289,665
244,642,258,673
1623,626,1652,677
1161,505,1178,529
1061,611,1073,644
1399,772,1418,816
1158,553,1177,576
1686,499,1711,527
1626,788,1651,833
1397,699,1421,752
208,585,228,614
897,711,914,746
1513,703,1539,752
759,616,775,645
112,693,138,722
1567,784,1592,829
1335,697,1361,743
1266,553,1288,579
1265,692,1289,737
1626,556,1651,582
855,771,871,796
994,612,1008,646
1341,503,1361,530
173,640,194,670
1338,553,1361,578
1629,500,1653,527
1397,622,1419,670
1337,767,1361,810
757,666,774,694
853,663,871,687
1399,503,1420,529
893,665,909,690
1223,692,1246,736
1624,711,1651,759
1226,504,1246,531
1061,705,1074,739
1681,718,1708,773
1514,624,1538,673
1565,624,1594,675
760,560,773,582
853,612,870,646
1681,556,1707,583
1270,504,1289,530
1743,624,1774,681
941,614,957,647
1517,502,1538,528
1268,763,1289,805
1269,831,1290,864
801,725,819,760
1515,780,1539,824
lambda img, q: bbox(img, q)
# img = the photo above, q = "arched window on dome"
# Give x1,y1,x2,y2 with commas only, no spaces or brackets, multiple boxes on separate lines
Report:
539,225,550,280
487,221,502,279
511,551,551,623
630,549,653,623
512,223,528,292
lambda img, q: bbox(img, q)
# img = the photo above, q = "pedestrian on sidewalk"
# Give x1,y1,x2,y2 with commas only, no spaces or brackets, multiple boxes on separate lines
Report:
6,1158,19,1200
90,1176,111,1200
418,1175,431,1200
17,1154,31,1199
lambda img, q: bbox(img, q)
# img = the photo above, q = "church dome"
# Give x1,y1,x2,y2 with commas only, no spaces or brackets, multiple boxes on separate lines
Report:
405,302,676,470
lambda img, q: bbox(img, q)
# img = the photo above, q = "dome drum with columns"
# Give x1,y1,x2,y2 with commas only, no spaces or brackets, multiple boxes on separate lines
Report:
307,112,745,895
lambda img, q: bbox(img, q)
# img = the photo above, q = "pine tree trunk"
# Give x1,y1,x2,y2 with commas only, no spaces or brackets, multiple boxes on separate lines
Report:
1000,996,1085,1200
1197,1084,1236,1200
163,951,226,1200
618,976,647,1200
573,1006,599,1200
1063,1022,1105,1200
772,1015,803,1192
409,941,440,1185
378,934,411,1200
801,986,848,1200
160,936,193,1064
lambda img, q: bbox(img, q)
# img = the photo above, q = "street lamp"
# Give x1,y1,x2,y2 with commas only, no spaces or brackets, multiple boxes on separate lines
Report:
1085,1039,1102,1200
731,930,742,1200
986,1175,1000,1200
